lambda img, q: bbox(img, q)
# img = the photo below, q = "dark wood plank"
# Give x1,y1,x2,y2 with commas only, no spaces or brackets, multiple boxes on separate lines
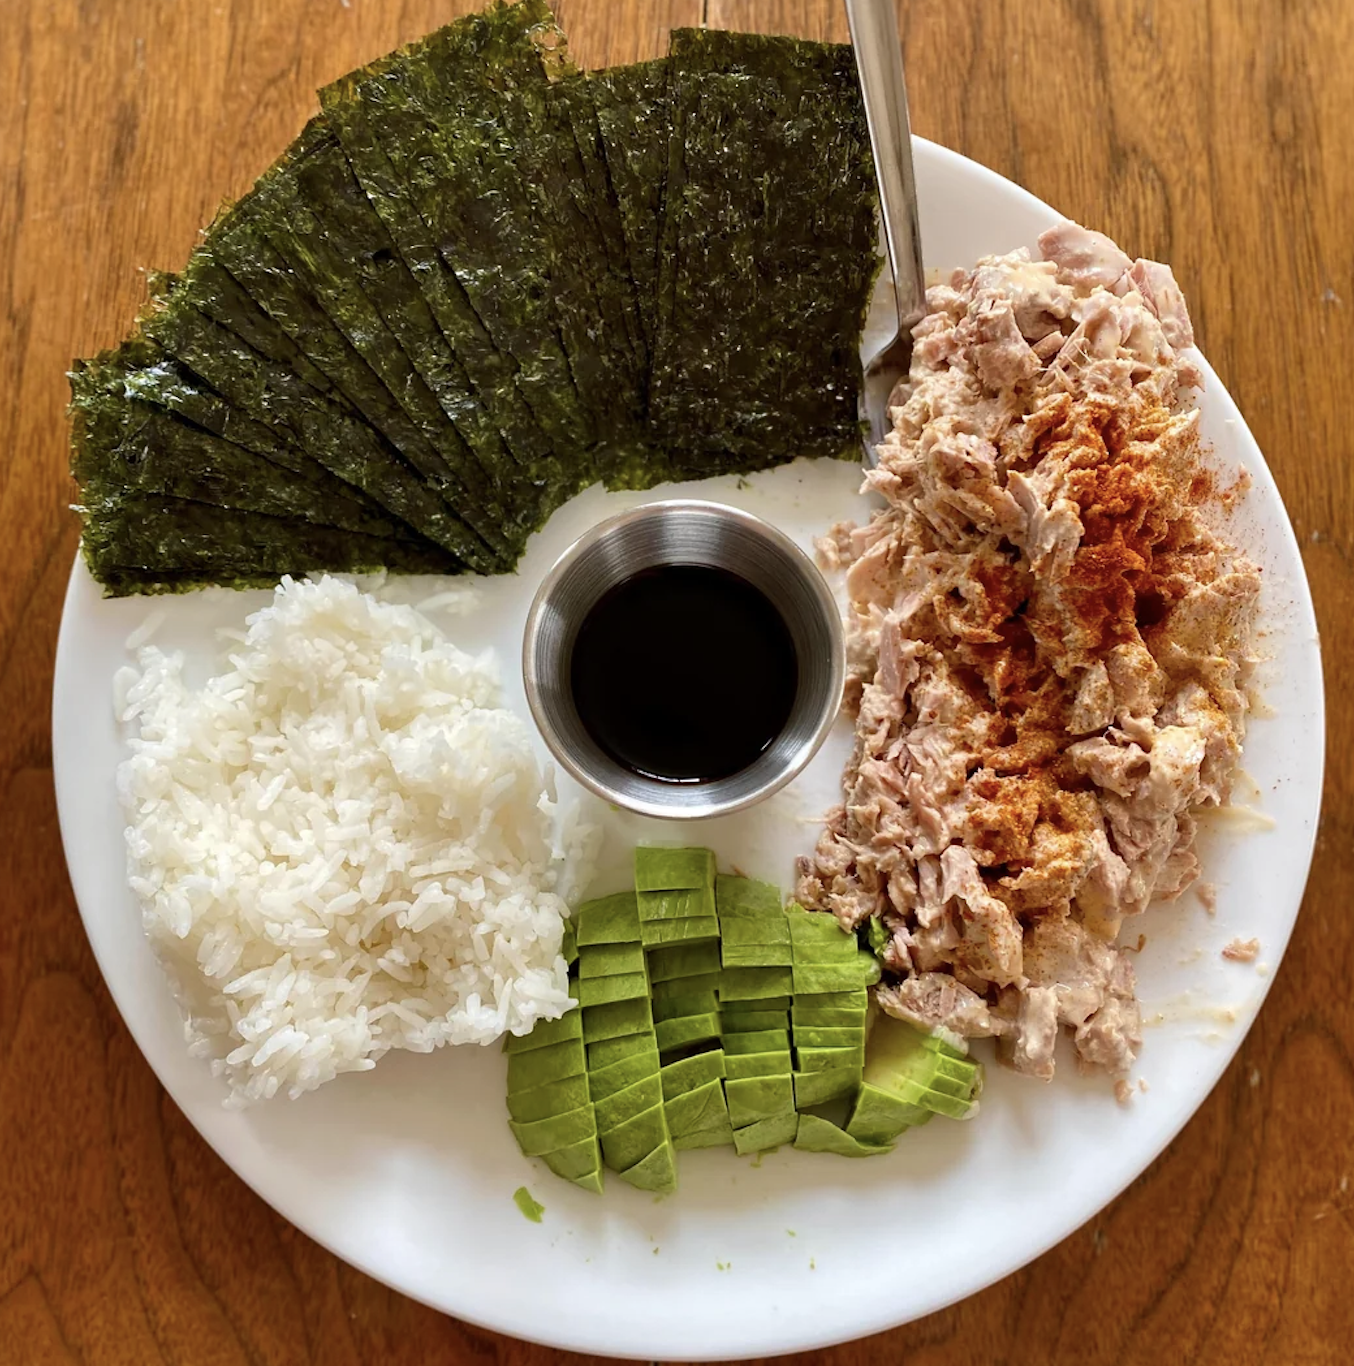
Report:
1,2,1349,1363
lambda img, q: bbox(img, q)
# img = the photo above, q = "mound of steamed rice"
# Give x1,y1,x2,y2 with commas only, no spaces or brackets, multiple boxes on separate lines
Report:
114,575,597,1107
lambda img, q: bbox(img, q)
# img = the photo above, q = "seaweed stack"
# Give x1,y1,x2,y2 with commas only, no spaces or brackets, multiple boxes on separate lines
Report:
69,2,881,595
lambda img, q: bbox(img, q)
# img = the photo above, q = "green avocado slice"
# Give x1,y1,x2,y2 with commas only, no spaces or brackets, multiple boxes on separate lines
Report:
582,997,654,1042
640,916,720,947
506,1038,586,1090
578,941,648,978
659,1049,726,1100
593,1074,664,1133
664,1078,730,1136
542,1134,604,1186
652,989,720,1022
724,1051,793,1080
509,1103,598,1157
792,1025,867,1050
723,1030,790,1056
721,944,794,967
795,1044,866,1074
724,1076,794,1129
731,1111,799,1157
617,1141,678,1194
504,1011,583,1054
720,966,793,999
634,846,715,891
719,1008,788,1032
575,892,642,945
715,874,783,918
588,1049,661,1100
793,1113,892,1158
793,1067,862,1110
654,1013,721,1054
599,1103,670,1172
506,1074,592,1123
587,1033,660,1072
645,942,722,981
651,974,722,1002
575,971,650,1008
845,1081,931,1144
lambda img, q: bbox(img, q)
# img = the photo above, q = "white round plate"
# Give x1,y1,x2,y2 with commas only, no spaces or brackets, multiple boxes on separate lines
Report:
53,139,1323,1360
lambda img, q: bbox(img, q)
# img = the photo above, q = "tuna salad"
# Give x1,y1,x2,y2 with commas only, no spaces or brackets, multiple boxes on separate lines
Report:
798,222,1260,1081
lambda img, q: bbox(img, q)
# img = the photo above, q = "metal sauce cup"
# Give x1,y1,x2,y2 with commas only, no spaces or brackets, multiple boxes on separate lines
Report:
522,500,844,819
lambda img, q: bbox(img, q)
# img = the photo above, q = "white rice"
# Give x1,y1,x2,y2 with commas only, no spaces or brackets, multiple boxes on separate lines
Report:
115,575,598,1108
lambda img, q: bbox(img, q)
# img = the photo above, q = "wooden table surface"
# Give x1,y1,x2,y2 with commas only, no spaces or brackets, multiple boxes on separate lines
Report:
2,0,1348,1362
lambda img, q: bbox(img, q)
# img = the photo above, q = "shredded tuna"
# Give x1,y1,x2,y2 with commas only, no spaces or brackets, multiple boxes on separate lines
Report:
798,222,1260,1082
1222,937,1260,962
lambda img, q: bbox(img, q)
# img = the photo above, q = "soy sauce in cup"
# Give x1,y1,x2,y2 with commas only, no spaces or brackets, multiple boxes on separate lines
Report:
569,563,798,784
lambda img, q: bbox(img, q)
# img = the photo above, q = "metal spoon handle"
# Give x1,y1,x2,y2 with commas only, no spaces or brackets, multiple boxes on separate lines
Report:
844,0,926,335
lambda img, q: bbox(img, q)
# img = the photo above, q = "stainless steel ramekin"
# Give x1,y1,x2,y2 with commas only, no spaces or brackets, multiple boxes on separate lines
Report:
522,500,844,820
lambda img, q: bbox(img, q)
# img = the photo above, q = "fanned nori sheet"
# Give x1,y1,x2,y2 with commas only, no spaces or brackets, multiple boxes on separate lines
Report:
82,494,461,597
649,29,880,473
72,339,423,541
139,280,501,572
69,7,883,595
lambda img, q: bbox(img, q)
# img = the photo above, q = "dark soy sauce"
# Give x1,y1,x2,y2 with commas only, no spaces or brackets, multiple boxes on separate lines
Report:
570,564,799,783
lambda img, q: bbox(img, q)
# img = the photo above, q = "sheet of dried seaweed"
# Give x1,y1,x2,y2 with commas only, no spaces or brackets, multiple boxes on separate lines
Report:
82,493,461,596
272,118,541,514
71,377,424,541
199,176,518,561
588,59,671,362
316,81,562,490
650,30,879,474
73,339,421,541
139,284,504,572
323,3,606,475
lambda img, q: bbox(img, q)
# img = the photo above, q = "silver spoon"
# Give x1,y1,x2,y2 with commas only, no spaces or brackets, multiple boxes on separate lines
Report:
844,0,926,456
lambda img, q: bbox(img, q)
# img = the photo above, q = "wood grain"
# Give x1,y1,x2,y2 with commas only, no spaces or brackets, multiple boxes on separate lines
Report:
1,0,1349,1362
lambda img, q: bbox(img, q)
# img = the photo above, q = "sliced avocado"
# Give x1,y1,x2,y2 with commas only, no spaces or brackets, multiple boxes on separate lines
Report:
578,941,647,977
791,1005,866,1028
796,1044,866,1073
664,1078,730,1135
844,1081,931,1144
634,846,715,890
617,1141,678,1194
646,941,722,981
575,891,642,944
786,908,854,943
654,1013,721,1053
725,1076,795,1129
723,1029,790,1056
652,973,722,1001
718,1008,788,1032
587,1033,661,1072
797,988,870,1011
640,916,720,947
674,1120,735,1150
588,1049,662,1100
720,966,794,999
576,971,650,1007
722,995,791,1015
725,1050,793,1080
541,1133,604,1183
930,1053,981,1084
718,916,791,946
594,1074,664,1132
793,1113,892,1158
791,960,880,994
715,874,781,916
582,997,654,1042
861,1016,982,1120
507,1074,591,1123
660,1049,726,1099
652,988,720,1021
599,1103,670,1171
637,887,705,920
509,1103,598,1157
793,1067,861,1109
792,1024,867,1049
790,937,866,965
506,1038,586,1090
923,1031,970,1060
504,1011,583,1053
721,943,794,967
731,1111,799,1156
561,918,579,967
